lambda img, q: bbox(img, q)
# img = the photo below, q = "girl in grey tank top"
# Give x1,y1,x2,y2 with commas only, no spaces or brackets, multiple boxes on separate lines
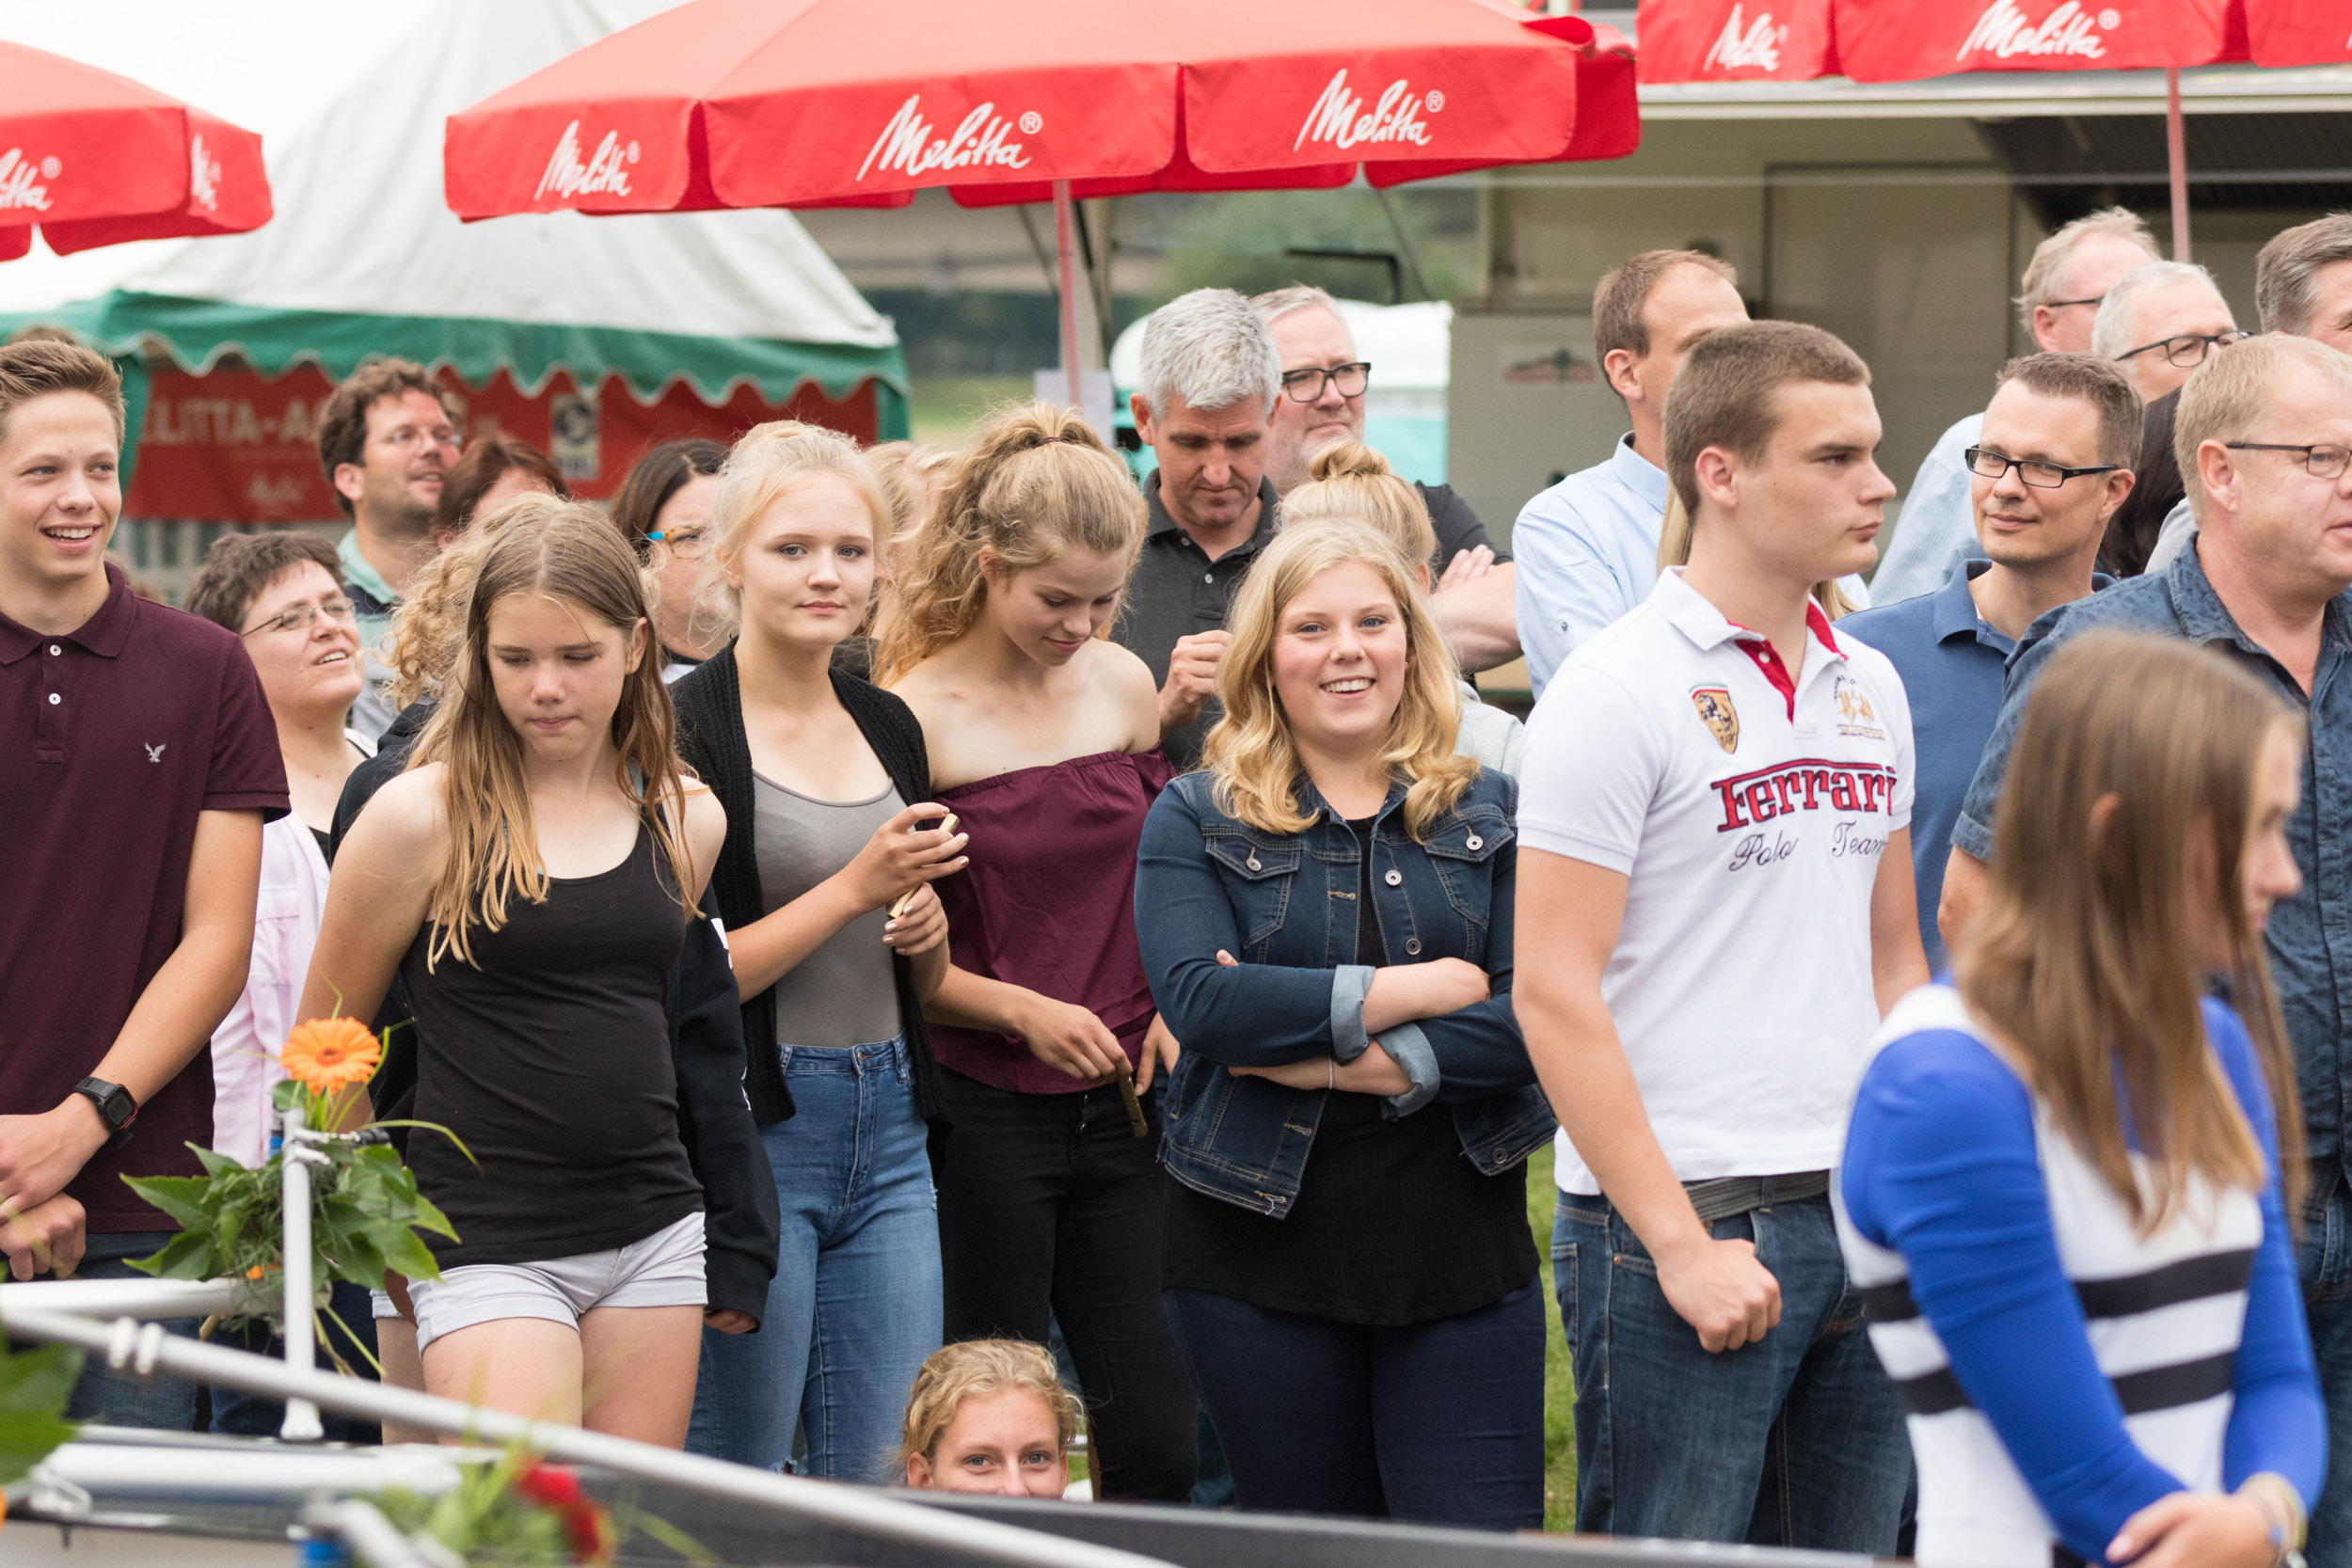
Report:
752,773,905,1048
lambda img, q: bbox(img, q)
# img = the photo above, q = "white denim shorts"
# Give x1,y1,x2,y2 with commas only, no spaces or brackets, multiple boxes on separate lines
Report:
405,1211,707,1353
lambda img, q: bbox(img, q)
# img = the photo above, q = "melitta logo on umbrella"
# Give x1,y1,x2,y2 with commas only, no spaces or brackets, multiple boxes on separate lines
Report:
858,95,1035,183
189,133,221,213
1959,0,2118,61
1703,5,1784,72
535,119,639,202
0,148,55,212
1293,70,1438,154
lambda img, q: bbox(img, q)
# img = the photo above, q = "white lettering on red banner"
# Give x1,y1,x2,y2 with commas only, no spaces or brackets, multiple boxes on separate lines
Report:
1711,756,1898,832
857,96,1034,182
189,133,220,213
1293,71,1436,154
0,149,52,212
1958,0,2110,62
1703,5,1784,71
535,119,639,202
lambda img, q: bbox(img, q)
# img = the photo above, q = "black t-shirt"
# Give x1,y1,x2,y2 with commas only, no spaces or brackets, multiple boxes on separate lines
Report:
1163,816,1536,1324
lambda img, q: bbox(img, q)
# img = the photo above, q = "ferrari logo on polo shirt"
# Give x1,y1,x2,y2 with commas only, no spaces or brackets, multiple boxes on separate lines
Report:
1690,686,1740,753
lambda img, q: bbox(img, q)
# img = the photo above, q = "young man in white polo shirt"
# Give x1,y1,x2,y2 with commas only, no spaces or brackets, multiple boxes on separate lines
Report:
1517,321,1930,1551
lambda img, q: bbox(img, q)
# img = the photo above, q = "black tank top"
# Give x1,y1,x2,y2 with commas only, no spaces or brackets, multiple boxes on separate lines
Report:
400,819,702,1267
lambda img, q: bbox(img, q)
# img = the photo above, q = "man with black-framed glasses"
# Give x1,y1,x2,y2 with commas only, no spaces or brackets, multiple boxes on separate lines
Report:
1249,285,1518,673
1940,330,2352,1568
1840,353,2136,973
1873,209,2158,605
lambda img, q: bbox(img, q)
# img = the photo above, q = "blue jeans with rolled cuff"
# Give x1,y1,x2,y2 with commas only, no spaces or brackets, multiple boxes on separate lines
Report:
1552,1188,1910,1550
687,1036,941,1481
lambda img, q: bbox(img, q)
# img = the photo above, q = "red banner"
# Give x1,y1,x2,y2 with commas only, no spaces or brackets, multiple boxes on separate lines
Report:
126,362,879,524
1634,0,1838,83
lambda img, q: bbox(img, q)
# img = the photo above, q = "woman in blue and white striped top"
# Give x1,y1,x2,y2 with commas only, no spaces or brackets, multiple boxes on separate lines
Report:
1838,631,2323,1568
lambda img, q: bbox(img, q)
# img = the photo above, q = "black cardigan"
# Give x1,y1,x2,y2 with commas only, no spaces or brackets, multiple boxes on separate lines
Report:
671,648,945,1125
330,699,781,1326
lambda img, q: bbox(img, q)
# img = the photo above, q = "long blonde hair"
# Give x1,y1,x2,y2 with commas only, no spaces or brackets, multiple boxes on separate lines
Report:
410,499,697,968
871,403,1144,682
896,1338,1081,1482
1282,441,1438,568
1958,631,2303,1229
1657,486,1857,618
695,420,894,648
1204,518,1475,839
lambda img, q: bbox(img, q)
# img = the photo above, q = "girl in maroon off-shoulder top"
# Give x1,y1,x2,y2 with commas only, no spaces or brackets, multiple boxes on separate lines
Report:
877,403,1197,1504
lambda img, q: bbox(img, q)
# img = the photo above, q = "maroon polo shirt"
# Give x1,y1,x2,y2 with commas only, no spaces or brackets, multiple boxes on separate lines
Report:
0,563,287,1232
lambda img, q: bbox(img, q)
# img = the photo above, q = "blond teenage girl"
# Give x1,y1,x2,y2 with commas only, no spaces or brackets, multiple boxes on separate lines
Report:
303,502,728,1444
879,403,1197,1503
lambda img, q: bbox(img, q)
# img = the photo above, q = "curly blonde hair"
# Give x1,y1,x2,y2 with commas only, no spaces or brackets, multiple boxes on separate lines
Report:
896,1339,1082,1483
871,403,1143,682
1202,517,1475,839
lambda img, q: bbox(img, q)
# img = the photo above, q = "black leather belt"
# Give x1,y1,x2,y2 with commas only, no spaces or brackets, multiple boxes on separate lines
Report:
1684,1170,1831,1225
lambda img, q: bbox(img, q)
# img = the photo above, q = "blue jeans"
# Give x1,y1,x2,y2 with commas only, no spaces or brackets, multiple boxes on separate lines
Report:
2299,1171,2352,1568
687,1037,940,1481
1166,1282,1544,1528
67,1231,199,1430
1553,1190,1909,1549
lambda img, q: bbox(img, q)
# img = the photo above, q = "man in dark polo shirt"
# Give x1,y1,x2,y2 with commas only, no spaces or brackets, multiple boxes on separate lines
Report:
1119,288,1286,771
0,339,286,1427
1249,284,1518,673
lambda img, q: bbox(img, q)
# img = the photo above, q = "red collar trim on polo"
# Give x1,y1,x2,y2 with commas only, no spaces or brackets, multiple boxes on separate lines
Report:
1728,602,1843,721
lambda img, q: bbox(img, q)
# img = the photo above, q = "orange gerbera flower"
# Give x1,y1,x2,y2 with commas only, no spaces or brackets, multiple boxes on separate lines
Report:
280,1017,381,1092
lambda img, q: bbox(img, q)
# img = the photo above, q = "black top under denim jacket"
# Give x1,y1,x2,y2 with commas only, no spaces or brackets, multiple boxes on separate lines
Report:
1135,768,1553,1217
329,697,781,1324
671,647,945,1126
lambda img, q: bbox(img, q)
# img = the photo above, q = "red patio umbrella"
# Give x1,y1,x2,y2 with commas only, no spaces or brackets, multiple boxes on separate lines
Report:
1637,0,2348,262
0,40,272,262
444,0,1638,410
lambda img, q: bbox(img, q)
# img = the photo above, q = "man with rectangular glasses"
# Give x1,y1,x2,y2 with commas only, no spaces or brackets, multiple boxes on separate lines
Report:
1939,332,2352,1568
1838,353,2137,974
1871,209,2158,605
1249,285,1518,673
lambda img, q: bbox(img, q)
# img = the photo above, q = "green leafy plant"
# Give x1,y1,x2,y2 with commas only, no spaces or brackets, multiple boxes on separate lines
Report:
0,1341,79,1497
120,1017,464,1364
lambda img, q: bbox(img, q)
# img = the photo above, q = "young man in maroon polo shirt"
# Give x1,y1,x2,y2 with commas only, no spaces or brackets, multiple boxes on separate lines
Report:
0,339,286,1427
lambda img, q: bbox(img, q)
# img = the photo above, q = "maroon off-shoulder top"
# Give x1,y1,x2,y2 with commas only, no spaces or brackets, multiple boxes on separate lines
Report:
930,747,1174,1094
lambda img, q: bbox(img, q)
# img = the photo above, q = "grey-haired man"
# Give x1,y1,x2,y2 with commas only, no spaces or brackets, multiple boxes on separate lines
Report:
1118,288,1286,769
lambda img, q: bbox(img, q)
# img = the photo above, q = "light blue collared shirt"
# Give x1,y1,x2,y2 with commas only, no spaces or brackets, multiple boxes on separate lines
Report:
1870,412,1984,607
1512,432,1870,698
1512,434,1675,699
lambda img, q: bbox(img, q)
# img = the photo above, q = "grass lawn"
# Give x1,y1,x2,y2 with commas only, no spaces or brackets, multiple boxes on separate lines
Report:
1526,1141,1578,1532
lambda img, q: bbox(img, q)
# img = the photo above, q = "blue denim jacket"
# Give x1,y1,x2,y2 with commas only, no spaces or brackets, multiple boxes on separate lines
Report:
1135,768,1554,1217
1955,541,2352,1176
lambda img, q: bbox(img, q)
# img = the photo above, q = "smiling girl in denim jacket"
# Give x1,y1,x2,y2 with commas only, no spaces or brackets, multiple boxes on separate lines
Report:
1136,518,1553,1529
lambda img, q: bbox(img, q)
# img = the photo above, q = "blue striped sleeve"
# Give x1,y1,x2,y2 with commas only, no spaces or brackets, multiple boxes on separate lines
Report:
1842,1030,2184,1561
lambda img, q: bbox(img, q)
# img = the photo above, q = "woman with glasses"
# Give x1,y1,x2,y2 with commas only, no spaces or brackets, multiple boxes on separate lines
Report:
182,530,378,1436
612,439,728,682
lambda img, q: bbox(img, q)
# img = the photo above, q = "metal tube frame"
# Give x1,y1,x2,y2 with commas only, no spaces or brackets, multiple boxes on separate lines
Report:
279,1101,326,1440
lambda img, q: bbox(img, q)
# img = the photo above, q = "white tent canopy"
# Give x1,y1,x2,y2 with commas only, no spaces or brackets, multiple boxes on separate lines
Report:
0,0,898,403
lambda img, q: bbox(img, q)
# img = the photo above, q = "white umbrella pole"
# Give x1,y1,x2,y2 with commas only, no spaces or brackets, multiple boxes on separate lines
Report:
1053,178,1085,415
2166,67,2191,262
